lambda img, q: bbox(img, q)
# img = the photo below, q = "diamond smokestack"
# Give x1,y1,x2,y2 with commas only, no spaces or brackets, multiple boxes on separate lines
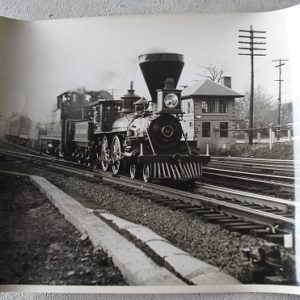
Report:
138,53,184,103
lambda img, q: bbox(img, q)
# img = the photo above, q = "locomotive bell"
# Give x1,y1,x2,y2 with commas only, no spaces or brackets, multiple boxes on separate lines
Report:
134,97,148,115
138,53,184,104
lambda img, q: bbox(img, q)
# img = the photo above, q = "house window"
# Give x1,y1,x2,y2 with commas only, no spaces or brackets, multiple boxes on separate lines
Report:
189,121,193,128
182,99,193,114
220,122,228,137
202,99,228,113
187,101,191,113
202,122,211,137
202,101,208,113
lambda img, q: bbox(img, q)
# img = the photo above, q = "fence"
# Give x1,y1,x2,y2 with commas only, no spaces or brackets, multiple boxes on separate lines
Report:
233,124,293,149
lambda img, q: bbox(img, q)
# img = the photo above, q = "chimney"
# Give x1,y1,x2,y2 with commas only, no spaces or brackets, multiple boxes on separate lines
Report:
138,53,184,103
220,76,231,89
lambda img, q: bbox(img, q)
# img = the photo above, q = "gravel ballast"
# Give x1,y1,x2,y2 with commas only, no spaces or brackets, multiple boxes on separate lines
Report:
0,153,277,284
48,174,267,283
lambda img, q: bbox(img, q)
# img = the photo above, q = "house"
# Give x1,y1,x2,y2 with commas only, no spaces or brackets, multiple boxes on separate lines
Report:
181,77,244,153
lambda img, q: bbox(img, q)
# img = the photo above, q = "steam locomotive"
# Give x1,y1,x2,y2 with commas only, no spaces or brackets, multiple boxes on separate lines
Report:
8,53,211,182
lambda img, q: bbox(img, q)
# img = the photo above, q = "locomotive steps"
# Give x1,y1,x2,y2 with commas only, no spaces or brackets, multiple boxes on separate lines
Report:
30,174,239,286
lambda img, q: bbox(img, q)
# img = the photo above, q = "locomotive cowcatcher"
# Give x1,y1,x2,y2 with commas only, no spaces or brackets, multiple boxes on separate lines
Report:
41,53,210,182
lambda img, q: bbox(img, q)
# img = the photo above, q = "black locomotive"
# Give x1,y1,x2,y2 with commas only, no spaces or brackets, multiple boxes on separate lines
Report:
40,53,210,182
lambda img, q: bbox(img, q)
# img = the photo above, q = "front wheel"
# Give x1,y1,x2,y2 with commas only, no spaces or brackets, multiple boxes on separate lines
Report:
142,164,150,183
129,163,139,179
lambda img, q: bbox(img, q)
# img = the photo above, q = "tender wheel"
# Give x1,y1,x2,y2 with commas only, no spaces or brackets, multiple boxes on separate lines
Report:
85,149,92,167
94,142,102,169
74,148,81,163
142,164,150,183
101,135,110,171
129,164,138,179
111,135,122,175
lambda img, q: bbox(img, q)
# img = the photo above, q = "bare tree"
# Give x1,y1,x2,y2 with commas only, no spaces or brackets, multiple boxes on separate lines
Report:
235,85,276,128
197,64,225,82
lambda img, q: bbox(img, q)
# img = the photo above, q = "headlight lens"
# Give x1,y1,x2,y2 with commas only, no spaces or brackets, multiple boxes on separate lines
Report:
161,125,174,138
164,93,179,108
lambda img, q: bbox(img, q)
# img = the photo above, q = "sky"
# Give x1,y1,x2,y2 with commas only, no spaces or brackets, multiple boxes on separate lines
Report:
0,6,299,121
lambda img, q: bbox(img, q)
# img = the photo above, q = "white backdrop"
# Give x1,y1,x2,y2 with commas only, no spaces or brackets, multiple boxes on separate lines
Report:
0,0,299,20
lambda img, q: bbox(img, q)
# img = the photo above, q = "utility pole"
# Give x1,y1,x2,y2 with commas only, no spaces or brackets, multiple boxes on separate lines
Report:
238,25,267,144
110,88,120,99
272,58,288,141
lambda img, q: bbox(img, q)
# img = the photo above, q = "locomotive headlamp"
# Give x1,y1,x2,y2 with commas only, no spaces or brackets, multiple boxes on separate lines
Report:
161,125,174,138
164,93,179,108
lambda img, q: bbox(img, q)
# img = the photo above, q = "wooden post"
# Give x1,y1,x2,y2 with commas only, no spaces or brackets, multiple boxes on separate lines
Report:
273,59,288,140
257,132,261,143
206,144,210,156
244,132,248,143
288,129,291,142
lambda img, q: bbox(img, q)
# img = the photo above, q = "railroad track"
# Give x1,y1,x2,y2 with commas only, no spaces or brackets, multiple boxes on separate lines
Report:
0,148,296,249
210,156,298,177
202,167,296,199
4,140,296,198
194,183,296,212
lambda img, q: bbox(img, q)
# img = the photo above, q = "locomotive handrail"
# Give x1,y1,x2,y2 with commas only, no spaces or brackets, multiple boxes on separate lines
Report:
146,129,156,155
181,128,192,155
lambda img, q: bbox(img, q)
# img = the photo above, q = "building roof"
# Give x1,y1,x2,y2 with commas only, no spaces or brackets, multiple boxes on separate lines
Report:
182,79,244,99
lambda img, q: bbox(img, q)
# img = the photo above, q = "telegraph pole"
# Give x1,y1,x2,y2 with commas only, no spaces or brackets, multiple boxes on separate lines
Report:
272,58,288,141
238,25,267,144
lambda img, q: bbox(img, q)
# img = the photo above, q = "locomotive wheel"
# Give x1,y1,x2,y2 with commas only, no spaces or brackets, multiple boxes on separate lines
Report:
142,164,151,183
94,142,102,168
101,135,110,171
129,164,138,179
95,150,101,168
111,135,122,175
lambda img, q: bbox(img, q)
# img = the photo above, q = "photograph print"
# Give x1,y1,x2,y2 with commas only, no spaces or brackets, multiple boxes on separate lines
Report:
0,5,299,290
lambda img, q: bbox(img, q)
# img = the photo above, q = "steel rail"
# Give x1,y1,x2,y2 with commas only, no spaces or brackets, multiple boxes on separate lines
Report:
202,170,295,195
100,175,295,227
194,183,296,212
211,158,295,168
203,166,297,183
211,156,300,169
212,156,299,165
1,148,295,192
209,161,294,173
0,149,81,168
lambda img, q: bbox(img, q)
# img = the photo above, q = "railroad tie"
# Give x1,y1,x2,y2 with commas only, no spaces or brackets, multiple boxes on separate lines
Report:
229,224,266,234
